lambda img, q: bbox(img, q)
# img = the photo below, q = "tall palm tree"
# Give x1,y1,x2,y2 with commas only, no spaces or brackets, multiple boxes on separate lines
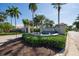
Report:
51,3,65,25
29,3,37,22
10,6,21,29
6,6,13,25
22,19,30,33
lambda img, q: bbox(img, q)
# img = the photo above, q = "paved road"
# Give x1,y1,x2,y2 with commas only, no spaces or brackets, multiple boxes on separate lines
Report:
0,34,22,45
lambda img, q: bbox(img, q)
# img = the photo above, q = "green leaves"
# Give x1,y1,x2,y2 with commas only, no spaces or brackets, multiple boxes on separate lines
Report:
22,19,30,26
73,15,79,30
22,34,66,49
33,15,45,26
6,6,21,19
29,3,37,12
0,22,14,32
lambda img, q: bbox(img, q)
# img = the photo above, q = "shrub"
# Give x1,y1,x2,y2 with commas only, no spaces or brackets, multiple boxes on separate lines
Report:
0,22,14,32
22,33,66,49
34,28,40,32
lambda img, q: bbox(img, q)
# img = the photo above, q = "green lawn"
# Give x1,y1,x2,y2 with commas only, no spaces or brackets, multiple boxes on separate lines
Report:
22,33,66,50
0,32,22,36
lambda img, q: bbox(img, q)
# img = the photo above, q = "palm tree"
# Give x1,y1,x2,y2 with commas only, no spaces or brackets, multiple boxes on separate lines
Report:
22,19,30,33
29,3,37,22
9,6,21,29
0,11,7,22
73,15,79,31
33,15,45,33
6,6,13,25
33,15,45,28
44,19,54,28
49,20,54,27
0,15,5,22
51,3,65,25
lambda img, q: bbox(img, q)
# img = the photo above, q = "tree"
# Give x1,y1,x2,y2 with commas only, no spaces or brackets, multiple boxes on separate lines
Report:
73,15,79,31
22,19,30,33
33,15,45,33
9,6,21,30
0,22,13,32
51,3,65,25
44,19,54,28
29,3,37,23
6,6,14,25
67,25,73,31
0,11,7,22
33,15,45,28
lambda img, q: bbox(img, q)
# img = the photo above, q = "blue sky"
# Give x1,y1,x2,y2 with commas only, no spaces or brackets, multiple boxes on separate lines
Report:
0,3,79,26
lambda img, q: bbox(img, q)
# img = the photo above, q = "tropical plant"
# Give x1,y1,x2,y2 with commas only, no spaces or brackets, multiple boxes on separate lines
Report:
22,19,30,33
0,11,7,22
29,3,37,23
51,3,65,25
33,15,45,28
33,15,45,32
0,22,13,32
67,25,73,31
8,6,21,30
73,15,79,31
6,6,14,25
44,18,54,28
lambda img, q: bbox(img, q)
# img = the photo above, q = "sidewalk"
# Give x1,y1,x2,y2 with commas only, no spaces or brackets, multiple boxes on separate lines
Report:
55,31,79,56
64,31,79,56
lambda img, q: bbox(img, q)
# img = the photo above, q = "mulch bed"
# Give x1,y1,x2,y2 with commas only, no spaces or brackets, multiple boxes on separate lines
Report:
0,37,61,56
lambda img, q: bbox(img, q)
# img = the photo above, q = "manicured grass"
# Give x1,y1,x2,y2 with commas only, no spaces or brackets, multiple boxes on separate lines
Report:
22,33,66,50
0,32,22,36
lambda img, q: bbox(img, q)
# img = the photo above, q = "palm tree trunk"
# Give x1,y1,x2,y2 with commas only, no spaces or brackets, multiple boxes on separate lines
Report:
15,17,17,37
11,18,12,25
58,6,60,25
28,25,30,33
40,21,43,33
32,12,34,20
32,11,34,32
15,18,16,29
24,26,26,32
57,6,61,34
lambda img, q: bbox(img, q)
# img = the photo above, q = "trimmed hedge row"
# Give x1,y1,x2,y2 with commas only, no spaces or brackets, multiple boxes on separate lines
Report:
22,33,66,49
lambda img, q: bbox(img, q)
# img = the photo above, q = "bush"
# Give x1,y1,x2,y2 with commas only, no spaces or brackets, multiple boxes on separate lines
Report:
34,28,40,32
22,33,66,49
0,22,14,32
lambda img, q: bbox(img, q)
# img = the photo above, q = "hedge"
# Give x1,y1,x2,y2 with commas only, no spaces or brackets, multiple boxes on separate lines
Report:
22,33,66,50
